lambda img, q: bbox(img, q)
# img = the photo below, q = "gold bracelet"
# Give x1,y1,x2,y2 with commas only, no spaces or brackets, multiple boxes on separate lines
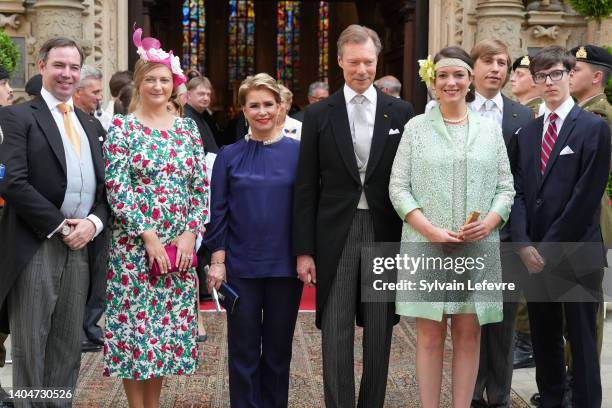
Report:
210,260,225,265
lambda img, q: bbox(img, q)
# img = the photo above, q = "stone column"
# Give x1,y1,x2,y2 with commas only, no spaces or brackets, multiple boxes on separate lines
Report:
30,0,86,59
474,0,526,61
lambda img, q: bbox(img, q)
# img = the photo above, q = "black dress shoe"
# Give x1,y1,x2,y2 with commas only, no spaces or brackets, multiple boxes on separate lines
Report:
0,387,13,407
513,332,535,369
88,337,104,346
81,340,102,353
530,393,540,406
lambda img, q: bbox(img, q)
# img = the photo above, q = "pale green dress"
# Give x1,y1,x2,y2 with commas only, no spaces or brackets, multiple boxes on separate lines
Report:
389,107,515,325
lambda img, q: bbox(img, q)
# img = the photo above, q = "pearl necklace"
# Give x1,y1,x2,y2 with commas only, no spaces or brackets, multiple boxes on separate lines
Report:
442,110,468,124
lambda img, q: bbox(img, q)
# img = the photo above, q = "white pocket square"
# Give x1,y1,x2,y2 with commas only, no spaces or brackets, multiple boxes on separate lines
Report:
389,128,400,135
559,146,574,155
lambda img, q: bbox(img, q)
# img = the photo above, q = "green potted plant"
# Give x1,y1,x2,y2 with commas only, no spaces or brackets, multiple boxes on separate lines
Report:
566,0,612,20
0,29,19,75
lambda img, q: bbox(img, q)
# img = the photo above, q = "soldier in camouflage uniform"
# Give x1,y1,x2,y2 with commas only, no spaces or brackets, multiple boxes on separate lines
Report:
568,43,612,376
511,54,543,117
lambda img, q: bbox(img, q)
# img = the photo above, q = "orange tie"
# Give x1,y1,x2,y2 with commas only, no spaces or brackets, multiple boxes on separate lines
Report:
56,103,81,157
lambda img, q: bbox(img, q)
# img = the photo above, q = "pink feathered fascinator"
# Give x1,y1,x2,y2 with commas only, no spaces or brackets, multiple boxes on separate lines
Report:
132,25,187,88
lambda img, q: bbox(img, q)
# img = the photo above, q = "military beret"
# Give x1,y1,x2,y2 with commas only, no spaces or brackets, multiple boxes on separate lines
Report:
25,74,42,97
512,55,531,72
0,66,9,81
570,45,612,69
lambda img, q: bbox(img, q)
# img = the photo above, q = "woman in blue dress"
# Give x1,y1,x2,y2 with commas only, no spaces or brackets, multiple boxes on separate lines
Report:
204,73,303,408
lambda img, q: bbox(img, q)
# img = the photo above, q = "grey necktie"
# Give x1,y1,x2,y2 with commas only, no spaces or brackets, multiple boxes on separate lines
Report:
351,94,371,169
481,99,502,126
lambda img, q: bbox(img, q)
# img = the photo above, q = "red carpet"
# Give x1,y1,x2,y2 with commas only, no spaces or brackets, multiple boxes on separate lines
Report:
200,285,316,311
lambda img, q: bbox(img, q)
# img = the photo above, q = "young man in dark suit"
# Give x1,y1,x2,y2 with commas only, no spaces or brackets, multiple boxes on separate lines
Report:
0,38,108,405
293,24,413,408
468,40,535,408
512,46,610,408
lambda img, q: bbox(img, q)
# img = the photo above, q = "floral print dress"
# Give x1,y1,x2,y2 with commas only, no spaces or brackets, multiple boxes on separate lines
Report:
102,114,209,379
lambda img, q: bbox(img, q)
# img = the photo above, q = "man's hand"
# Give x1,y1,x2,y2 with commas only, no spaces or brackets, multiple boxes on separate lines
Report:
518,246,545,274
63,218,96,250
297,255,316,287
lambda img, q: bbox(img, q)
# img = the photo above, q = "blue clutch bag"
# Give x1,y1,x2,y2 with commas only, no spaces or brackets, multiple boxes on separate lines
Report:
216,282,239,314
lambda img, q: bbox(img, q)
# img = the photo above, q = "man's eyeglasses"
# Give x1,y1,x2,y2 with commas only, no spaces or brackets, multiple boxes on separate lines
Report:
532,69,567,84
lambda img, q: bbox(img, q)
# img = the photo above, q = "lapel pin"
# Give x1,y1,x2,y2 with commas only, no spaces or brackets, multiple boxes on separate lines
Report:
513,113,518,118
384,113,388,118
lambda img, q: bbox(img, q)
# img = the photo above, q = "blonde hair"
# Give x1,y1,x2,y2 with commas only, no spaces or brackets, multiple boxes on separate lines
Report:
238,73,281,106
278,83,293,107
337,24,382,57
128,59,174,113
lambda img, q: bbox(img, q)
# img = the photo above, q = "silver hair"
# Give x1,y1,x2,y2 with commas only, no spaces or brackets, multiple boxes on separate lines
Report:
375,76,402,94
307,81,329,97
78,65,103,88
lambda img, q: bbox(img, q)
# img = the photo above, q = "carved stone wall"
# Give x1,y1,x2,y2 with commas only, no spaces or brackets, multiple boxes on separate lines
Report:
0,0,128,103
428,0,597,60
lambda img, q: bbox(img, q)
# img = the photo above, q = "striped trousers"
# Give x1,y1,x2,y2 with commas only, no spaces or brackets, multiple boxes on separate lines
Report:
321,210,395,408
8,237,89,408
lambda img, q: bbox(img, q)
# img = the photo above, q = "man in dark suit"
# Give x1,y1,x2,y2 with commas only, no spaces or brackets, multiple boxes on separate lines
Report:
0,38,108,405
73,64,108,353
184,76,219,154
512,46,609,408
293,24,413,408
292,81,329,122
468,40,534,408
0,63,13,407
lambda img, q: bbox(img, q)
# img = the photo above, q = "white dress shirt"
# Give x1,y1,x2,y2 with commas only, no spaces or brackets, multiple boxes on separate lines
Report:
471,91,504,127
41,87,103,239
541,96,575,142
344,84,377,209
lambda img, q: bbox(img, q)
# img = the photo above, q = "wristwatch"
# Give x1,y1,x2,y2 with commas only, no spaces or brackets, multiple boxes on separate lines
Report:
58,223,71,237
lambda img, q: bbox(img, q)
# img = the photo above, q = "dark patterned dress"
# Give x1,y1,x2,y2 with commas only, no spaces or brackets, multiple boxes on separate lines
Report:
102,114,209,379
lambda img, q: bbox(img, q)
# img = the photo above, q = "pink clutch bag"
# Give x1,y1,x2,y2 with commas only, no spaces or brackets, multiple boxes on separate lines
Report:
150,244,198,277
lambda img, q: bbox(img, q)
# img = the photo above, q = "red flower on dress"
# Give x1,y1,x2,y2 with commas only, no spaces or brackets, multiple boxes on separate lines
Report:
179,308,188,318
136,311,146,320
147,350,154,361
112,356,120,364
162,316,170,325
132,154,142,163
188,220,198,230
121,274,129,286
151,208,161,220
118,313,128,323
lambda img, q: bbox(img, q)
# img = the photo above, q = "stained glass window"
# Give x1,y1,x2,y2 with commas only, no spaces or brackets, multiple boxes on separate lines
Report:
317,1,329,83
182,0,206,74
228,0,255,88
276,1,301,91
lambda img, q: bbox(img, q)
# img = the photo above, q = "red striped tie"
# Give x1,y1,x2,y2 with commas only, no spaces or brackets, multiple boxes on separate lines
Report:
540,112,559,174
